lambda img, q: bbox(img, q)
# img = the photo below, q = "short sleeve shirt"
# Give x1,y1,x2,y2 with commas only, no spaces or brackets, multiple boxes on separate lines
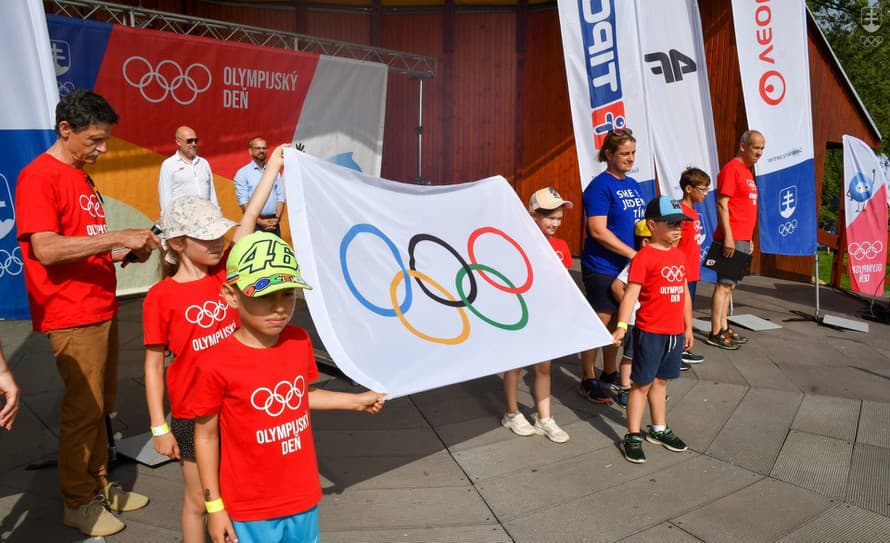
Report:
548,237,573,268
627,245,687,335
190,326,321,522
142,254,237,419
714,158,758,241
581,171,646,276
678,202,702,282
15,153,117,331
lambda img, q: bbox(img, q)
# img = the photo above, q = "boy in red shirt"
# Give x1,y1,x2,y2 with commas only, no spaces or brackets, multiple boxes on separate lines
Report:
612,197,693,464
192,232,385,543
677,167,710,365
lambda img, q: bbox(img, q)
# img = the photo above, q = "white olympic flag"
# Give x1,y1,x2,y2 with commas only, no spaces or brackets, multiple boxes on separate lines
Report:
283,150,611,397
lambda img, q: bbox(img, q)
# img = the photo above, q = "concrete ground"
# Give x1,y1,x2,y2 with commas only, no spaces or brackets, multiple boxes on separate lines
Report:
1,274,890,542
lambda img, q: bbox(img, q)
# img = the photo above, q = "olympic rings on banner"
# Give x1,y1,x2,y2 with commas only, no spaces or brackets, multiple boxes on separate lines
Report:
778,219,798,237
391,269,470,345
849,241,883,261
0,248,24,278
122,56,212,106
340,223,534,344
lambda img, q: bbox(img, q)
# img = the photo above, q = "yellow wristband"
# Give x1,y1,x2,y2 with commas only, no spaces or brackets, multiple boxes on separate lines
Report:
616,322,628,331
205,498,225,513
151,423,170,437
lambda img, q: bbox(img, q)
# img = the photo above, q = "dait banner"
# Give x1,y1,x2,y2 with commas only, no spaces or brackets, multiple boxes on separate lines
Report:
283,150,612,397
0,0,58,319
843,135,887,297
556,0,656,200
731,0,817,255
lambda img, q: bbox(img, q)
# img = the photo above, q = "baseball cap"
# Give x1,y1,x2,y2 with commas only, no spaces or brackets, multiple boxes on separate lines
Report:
226,232,312,297
159,196,237,264
644,196,691,222
529,187,573,212
634,219,652,238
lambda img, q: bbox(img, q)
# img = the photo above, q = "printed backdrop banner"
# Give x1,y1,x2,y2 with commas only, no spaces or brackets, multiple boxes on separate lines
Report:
637,0,719,282
41,14,386,297
0,1,58,319
732,0,816,255
557,0,656,200
283,150,612,397
843,135,887,296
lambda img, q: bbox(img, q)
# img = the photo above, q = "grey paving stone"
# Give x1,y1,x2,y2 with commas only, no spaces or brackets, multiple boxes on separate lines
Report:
857,400,890,449
315,427,444,458
475,439,690,522
661,382,748,452
846,443,890,517
410,375,507,427
780,365,890,404
0,399,59,473
792,393,860,441
0,320,34,362
0,487,78,543
318,451,469,492
310,402,429,431
619,522,704,543
771,430,853,499
318,486,495,531
321,524,513,543
503,455,761,543
730,343,801,391
105,518,182,543
672,477,836,543
436,415,515,452
683,347,749,386
706,388,802,474
776,504,890,543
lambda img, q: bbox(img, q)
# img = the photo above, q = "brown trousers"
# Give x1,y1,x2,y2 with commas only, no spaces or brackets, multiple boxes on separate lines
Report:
47,318,118,508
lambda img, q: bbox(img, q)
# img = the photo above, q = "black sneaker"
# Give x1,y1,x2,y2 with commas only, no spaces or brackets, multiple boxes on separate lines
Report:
599,371,619,386
577,379,613,405
723,328,748,344
706,332,739,350
680,361,691,371
615,386,630,408
623,433,646,463
645,426,687,452
681,351,704,363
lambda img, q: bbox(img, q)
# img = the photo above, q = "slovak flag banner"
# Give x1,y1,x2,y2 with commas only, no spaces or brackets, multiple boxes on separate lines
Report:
843,135,887,297
556,0,657,200
0,0,58,319
731,0,817,255
282,150,612,397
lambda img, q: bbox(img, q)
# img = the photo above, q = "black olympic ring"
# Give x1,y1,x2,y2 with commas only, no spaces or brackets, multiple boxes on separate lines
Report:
408,233,477,308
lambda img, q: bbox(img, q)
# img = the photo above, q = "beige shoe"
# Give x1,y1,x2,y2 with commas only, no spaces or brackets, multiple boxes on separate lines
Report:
102,481,150,512
63,495,125,537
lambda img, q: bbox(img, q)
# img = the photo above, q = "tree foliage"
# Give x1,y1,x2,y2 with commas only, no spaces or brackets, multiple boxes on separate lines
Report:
807,0,889,231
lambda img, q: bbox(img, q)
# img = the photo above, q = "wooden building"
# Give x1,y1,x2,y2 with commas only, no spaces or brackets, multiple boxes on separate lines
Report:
61,0,882,284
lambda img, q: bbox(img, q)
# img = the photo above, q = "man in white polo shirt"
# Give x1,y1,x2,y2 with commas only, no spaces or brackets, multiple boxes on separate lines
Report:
158,125,218,213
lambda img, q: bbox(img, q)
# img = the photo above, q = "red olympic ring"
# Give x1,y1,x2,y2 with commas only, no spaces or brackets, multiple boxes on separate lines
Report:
466,227,533,294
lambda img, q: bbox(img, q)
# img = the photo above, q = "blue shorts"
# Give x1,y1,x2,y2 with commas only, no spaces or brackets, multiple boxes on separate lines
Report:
630,328,683,385
582,268,620,314
688,281,697,302
233,506,319,543
622,324,634,360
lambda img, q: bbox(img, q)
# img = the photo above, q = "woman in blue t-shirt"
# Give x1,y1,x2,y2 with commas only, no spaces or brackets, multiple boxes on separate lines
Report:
578,128,646,404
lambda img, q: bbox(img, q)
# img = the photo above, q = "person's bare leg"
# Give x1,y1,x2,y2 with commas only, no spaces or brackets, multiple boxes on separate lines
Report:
597,310,619,375
533,361,552,419
710,283,731,336
503,369,521,414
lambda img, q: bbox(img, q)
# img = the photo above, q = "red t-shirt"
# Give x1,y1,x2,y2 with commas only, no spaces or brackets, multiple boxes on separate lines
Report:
15,153,117,331
627,244,687,335
142,256,237,419
678,202,702,282
714,158,758,241
190,326,321,522
548,237,573,268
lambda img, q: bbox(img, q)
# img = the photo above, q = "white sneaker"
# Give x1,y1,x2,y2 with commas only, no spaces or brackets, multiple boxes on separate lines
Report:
532,415,570,443
501,412,536,436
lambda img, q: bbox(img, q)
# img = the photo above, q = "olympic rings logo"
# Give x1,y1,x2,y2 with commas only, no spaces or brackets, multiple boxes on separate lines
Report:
250,376,306,417
57,81,75,97
122,56,212,105
778,219,798,237
79,194,104,218
339,224,534,345
184,300,229,328
849,241,883,261
0,248,23,278
861,35,883,48
660,265,686,282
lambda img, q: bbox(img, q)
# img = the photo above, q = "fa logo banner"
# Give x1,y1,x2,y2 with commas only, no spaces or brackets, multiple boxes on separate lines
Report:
51,40,71,77
779,186,797,219
644,49,697,84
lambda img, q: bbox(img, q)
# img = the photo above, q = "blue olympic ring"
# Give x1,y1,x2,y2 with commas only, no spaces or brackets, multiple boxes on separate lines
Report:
340,223,413,317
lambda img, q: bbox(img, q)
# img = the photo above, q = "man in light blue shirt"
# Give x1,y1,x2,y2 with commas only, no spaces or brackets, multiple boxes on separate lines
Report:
233,137,285,236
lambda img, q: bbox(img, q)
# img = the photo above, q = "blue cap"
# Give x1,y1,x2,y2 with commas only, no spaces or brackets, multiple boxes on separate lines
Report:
644,196,691,222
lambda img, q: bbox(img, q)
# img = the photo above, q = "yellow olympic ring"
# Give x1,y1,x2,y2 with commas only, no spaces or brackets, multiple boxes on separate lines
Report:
390,269,470,345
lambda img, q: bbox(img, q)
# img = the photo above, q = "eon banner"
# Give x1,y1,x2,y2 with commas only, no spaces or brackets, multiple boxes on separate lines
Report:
731,0,817,256
843,135,887,297
556,0,656,200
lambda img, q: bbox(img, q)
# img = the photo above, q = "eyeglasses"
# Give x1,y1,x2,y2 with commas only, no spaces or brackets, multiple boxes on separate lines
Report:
694,185,710,193
251,146,268,150
179,137,199,144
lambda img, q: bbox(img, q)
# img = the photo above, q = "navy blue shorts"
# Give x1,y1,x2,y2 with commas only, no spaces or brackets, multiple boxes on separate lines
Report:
622,324,634,360
582,268,620,314
630,328,683,385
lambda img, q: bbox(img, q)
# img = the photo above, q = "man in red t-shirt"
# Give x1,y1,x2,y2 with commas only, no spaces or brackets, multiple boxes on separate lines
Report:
15,90,159,537
708,130,765,350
